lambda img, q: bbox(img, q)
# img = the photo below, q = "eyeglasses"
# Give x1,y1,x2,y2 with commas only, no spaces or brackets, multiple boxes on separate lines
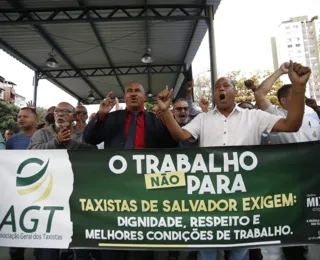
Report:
76,111,87,115
175,107,189,112
54,108,73,115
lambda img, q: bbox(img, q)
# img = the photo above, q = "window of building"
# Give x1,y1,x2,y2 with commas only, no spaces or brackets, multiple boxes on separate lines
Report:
288,45,292,48
285,26,290,30
293,25,299,29
287,38,292,42
296,44,301,47
296,37,300,41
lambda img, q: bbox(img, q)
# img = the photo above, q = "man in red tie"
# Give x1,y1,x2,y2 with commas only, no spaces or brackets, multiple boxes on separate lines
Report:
83,82,177,260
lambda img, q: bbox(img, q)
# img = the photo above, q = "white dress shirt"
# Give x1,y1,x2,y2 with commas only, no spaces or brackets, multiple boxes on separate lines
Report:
182,105,281,147
266,105,320,143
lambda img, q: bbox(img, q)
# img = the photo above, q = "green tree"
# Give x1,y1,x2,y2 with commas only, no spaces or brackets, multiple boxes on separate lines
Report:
35,106,47,123
0,101,20,135
194,75,212,103
227,70,283,105
192,74,213,110
144,99,156,112
191,70,284,109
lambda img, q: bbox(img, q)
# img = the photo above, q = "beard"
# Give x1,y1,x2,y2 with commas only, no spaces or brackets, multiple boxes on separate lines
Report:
55,120,70,128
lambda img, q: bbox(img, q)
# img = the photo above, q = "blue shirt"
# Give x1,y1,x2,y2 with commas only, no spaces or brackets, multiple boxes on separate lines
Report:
0,132,5,150
6,133,32,150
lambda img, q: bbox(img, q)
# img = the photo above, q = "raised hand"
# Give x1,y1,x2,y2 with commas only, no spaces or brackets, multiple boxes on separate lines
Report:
185,80,194,96
75,114,85,131
244,80,256,92
288,61,311,88
57,126,71,144
306,97,318,110
199,96,209,112
157,87,173,111
26,100,35,108
279,62,289,74
99,92,116,116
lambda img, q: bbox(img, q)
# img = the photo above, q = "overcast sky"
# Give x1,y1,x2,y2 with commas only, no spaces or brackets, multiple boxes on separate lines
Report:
0,0,319,115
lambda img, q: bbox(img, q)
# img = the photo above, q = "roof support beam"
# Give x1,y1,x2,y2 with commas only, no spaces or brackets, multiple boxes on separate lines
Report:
171,2,207,92
76,0,125,94
0,5,208,25
39,64,185,79
6,0,104,99
207,5,217,105
0,37,82,101
144,0,152,95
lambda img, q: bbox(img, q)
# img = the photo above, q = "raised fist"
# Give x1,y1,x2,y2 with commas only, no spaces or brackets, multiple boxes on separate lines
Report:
288,61,311,87
244,80,256,92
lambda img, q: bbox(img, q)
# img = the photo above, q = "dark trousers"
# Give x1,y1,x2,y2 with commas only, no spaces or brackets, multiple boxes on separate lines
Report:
168,251,180,259
282,246,307,260
249,249,262,260
10,248,59,260
38,249,60,260
100,250,154,260
225,249,262,260
9,248,25,260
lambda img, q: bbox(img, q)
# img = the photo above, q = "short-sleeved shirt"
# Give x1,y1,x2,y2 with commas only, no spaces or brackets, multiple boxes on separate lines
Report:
266,105,320,144
6,133,32,150
182,105,280,147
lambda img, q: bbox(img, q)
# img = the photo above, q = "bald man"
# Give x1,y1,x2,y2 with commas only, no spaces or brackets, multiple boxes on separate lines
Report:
28,102,93,149
84,82,177,260
28,102,95,260
75,105,88,132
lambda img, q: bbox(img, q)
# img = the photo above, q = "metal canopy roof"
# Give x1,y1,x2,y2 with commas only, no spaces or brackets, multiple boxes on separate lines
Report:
0,0,221,104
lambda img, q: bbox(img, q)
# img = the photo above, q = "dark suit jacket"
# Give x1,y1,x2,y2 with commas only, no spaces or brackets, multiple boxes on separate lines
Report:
83,110,177,148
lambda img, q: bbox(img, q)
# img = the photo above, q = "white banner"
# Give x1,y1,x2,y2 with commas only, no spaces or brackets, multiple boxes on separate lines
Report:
0,150,73,248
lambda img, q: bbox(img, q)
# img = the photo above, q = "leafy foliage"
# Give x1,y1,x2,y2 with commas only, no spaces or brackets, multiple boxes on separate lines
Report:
144,99,156,112
0,101,20,134
192,70,284,108
35,106,48,123
227,70,283,105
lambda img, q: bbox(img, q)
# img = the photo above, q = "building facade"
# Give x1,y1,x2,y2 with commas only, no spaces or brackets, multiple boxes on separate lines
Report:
0,75,25,106
272,16,320,103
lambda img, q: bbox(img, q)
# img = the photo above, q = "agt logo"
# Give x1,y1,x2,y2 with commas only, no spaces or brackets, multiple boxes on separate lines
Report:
16,158,53,202
0,158,63,233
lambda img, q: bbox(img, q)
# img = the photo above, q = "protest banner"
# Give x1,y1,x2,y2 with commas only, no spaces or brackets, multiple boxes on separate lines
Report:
1,142,320,249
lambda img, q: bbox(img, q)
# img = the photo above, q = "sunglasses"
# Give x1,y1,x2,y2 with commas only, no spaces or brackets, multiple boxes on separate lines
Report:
175,107,189,112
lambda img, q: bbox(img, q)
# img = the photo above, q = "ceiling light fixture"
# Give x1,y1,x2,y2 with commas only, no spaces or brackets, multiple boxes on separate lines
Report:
45,49,59,68
141,48,153,64
87,90,95,102
147,91,153,98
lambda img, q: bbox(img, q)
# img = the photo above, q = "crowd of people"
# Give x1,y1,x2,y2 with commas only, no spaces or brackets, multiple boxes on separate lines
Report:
1,61,320,260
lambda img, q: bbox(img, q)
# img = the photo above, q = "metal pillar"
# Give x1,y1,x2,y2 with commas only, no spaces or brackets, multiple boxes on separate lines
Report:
33,71,39,107
207,5,218,105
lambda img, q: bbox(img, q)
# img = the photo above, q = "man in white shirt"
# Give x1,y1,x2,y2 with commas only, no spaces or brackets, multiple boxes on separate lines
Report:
253,62,320,145
156,61,310,260
253,63,320,260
